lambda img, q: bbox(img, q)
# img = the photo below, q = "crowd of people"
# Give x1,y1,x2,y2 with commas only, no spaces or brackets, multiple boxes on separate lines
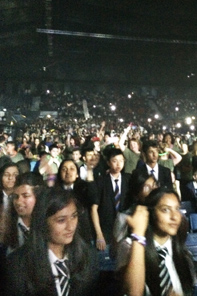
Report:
0,110,197,295
1,86,197,136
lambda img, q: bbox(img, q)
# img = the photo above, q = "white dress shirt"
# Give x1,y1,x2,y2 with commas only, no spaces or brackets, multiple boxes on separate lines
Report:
110,174,122,193
146,163,159,180
79,164,87,180
154,238,183,296
193,181,197,190
17,217,30,247
63,184,74,190
2,190,9,210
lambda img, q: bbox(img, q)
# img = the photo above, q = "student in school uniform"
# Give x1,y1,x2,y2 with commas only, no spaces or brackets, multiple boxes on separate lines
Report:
0,163,20,212
55,159,93,244
116,187,196,296
136,140,173,189
3,172,44,253
91,148,131,252
5,188,99,296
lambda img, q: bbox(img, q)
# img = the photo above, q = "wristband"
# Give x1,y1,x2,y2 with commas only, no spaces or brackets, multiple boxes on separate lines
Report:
131,233,146,246
96,239,105,242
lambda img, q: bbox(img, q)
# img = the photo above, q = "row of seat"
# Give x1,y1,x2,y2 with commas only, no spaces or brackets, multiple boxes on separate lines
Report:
180,201,197,268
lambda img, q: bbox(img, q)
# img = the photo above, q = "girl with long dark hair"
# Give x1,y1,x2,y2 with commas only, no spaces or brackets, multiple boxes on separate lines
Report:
55,159,93,244
3,172,44,252
116,187,195,296
6,187,99,296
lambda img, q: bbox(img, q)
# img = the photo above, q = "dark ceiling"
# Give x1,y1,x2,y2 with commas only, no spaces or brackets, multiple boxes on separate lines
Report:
0,0,197,85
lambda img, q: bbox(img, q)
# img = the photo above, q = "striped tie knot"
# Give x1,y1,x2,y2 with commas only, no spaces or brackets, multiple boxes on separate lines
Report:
55,260,70,296
114,179,121,211
150,169,155,175
157,247,168,262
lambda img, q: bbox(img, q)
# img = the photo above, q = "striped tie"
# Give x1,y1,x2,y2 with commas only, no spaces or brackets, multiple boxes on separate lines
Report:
55,260,70,296
157,247,172,296
114,179,121,211
18,223,29,241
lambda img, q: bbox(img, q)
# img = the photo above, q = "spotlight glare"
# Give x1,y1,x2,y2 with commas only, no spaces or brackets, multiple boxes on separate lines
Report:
110,105,116,111
185,117,192,125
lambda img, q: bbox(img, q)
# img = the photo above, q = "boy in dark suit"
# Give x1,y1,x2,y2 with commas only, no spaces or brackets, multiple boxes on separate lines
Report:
90,148,131,294
185,169,197,210
90,148,131,252
137,140,172,189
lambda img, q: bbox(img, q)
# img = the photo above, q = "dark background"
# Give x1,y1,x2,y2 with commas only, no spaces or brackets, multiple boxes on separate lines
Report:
0,0,197,87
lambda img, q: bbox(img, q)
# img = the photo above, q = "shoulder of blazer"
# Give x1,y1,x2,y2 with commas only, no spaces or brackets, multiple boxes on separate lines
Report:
0,190,4,204
186,182,194,189
158,164,171,174
122,172,132,180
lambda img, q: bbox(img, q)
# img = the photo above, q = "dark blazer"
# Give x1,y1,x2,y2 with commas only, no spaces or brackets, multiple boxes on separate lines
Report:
72,179,94,243
0,243,7,296
5,245,55,296
185,181,197,209
90,172,132,243
6,244,99,296
137,163,173,189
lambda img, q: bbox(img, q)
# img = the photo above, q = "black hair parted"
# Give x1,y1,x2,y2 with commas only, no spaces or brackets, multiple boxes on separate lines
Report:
143,187,193,296
142,140,158,154
45,187,83,218
56,158,80,187
130,169,157,202
15,172,44,188
104,147,124,162
49,143,59,151
24,187,93,294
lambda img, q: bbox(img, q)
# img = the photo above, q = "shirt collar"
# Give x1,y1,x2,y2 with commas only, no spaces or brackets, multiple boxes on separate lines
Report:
48,248,68,265
63,184,74,190
154,237,172,256
110,174,121,182
3,190,8,198
193,181,197,189
146,163,159,179
17,217,30,230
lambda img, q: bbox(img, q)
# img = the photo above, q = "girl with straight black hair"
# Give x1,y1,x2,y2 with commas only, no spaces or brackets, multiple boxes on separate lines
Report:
6,187,99,296
3,172,44,252
116,187,195,296
55,158,94,244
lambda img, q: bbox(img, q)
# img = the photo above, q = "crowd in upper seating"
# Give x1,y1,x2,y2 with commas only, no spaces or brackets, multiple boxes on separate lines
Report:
1,86,197,136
